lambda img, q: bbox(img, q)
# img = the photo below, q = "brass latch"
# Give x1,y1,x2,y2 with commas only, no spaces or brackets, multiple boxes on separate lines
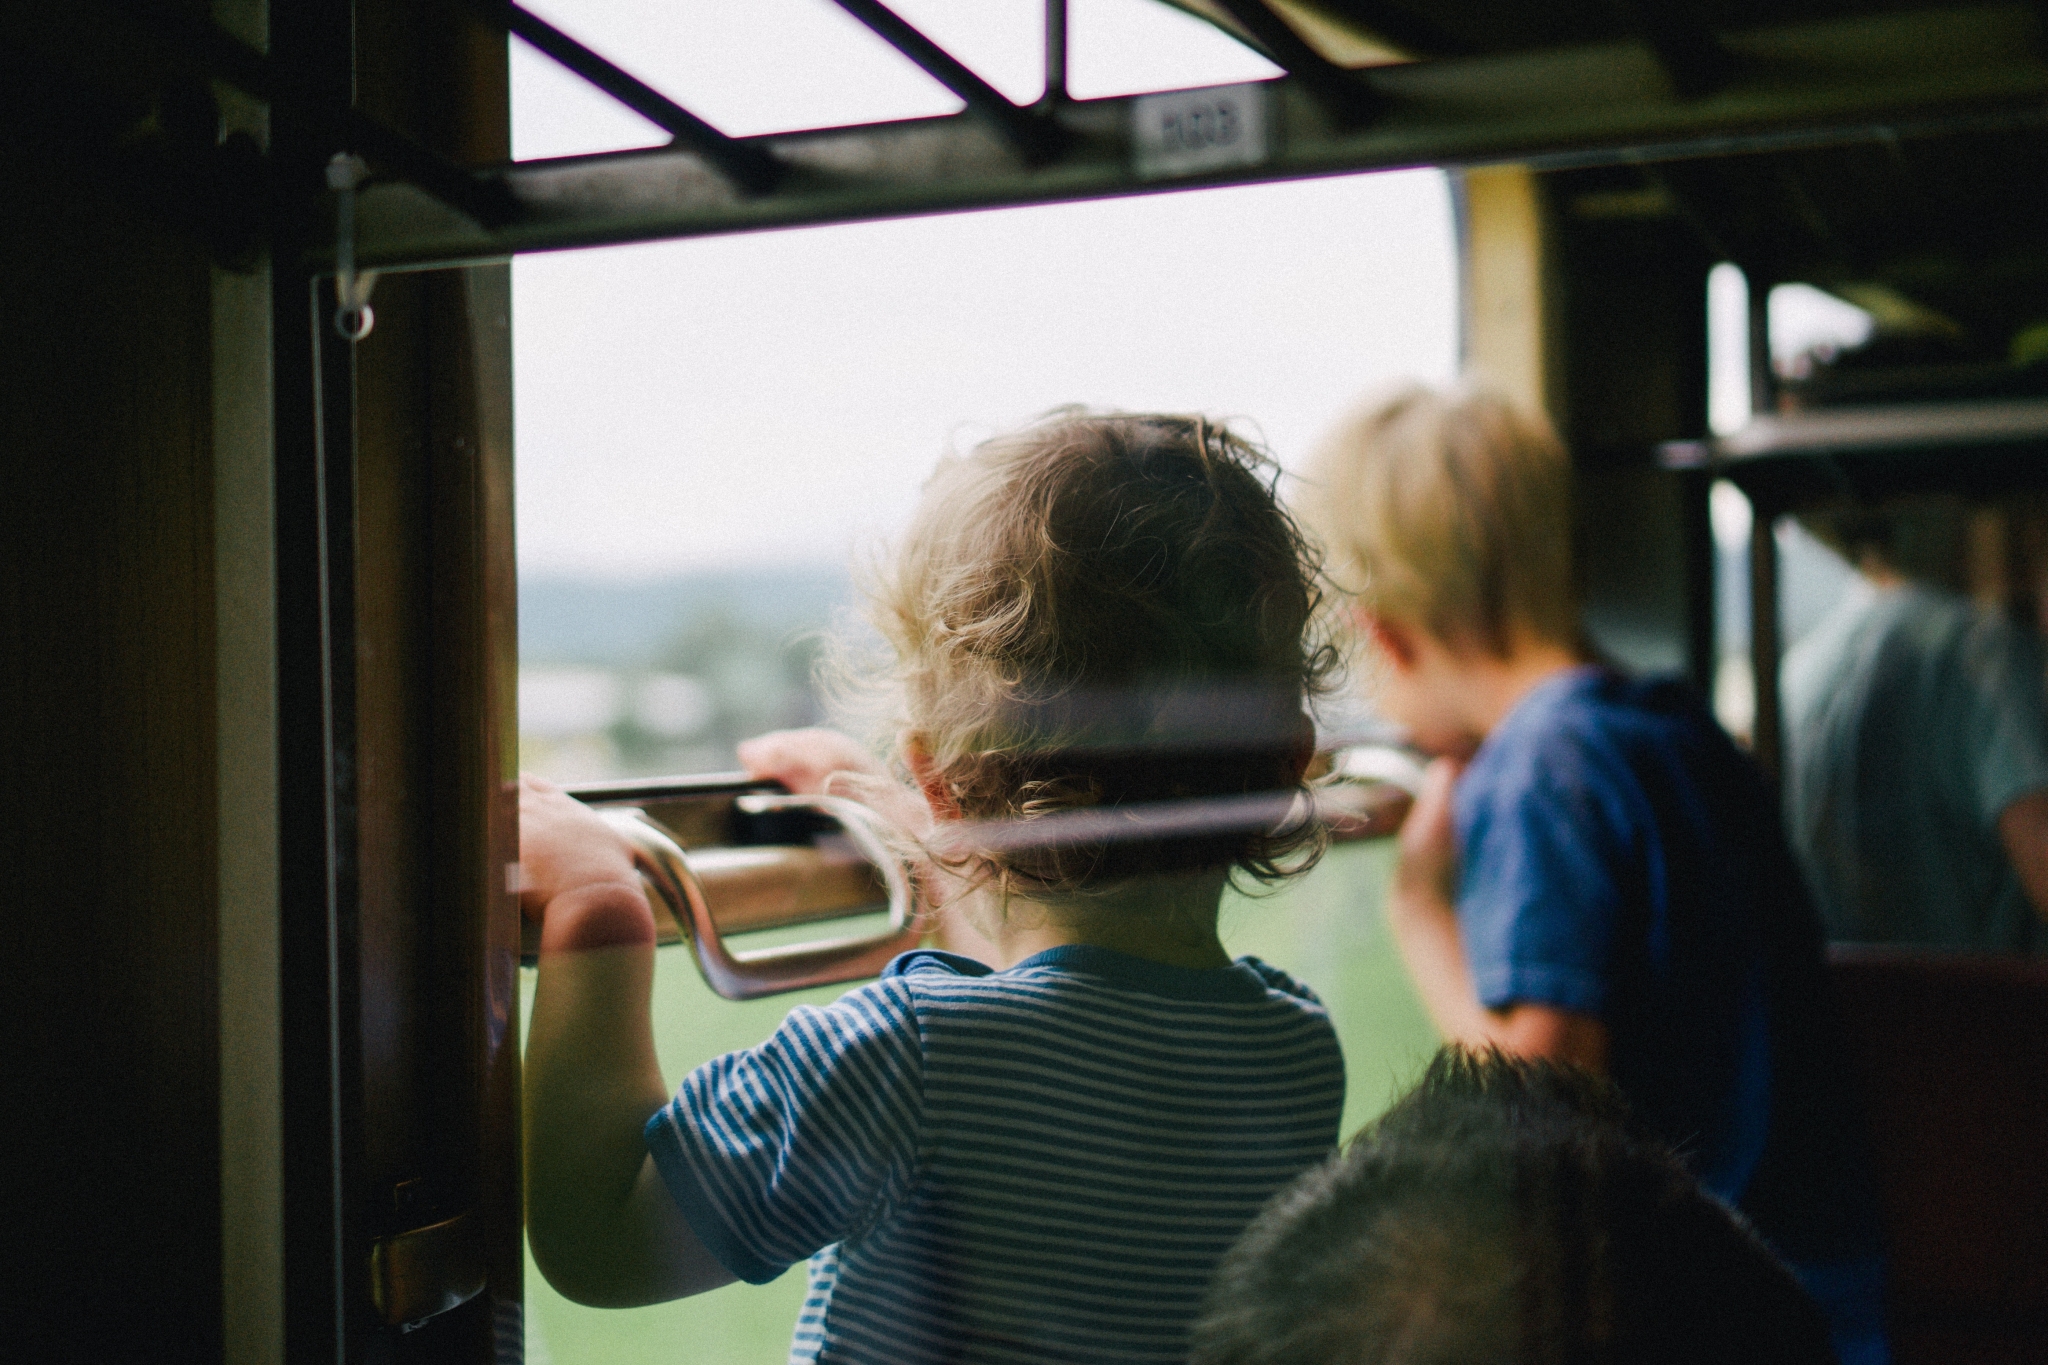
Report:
369,1209,485,1329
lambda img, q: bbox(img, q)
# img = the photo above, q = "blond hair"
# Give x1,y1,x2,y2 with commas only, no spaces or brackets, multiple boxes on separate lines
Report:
1308,385,1576,656
840,410,1334,897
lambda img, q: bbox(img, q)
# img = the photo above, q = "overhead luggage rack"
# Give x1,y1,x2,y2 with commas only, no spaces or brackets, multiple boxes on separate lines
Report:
1662,395,2048,781
1659,398,2048,507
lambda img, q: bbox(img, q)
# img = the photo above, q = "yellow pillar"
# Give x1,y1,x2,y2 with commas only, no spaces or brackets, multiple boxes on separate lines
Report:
1459,165,1561,428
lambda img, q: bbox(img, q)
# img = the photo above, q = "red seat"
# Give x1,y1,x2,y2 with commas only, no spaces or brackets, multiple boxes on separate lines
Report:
1826,946,2048,1365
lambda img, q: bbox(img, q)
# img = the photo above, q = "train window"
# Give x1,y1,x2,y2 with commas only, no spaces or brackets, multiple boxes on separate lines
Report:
1708,479,1864,747
512,11,1453,1361
1699,240,2048,964
1768,282,1877,381
1706,262,1751,438
1705,272,1907,746
509,0,1282,161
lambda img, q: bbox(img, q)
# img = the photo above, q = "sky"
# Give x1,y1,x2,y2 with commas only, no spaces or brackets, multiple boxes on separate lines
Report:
510,0,1460,577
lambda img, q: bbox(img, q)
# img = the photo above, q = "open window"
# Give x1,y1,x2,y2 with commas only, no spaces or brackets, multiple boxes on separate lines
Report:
19,2,2048,1362
505,9,1458,1356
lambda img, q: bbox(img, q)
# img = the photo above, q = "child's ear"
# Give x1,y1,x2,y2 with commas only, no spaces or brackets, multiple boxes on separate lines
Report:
1359,611,1421,672
902,734,963,821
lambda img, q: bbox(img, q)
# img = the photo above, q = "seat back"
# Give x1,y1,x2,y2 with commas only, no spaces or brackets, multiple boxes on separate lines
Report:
1826,946,2048,1365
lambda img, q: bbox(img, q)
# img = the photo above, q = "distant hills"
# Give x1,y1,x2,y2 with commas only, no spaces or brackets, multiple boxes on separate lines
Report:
519,566,855,667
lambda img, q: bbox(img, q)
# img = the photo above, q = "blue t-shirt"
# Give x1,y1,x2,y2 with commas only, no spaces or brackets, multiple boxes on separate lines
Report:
645,946,1345,1365
1456,668,1885,1269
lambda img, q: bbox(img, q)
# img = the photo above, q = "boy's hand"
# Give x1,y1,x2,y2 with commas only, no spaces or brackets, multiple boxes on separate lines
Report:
519,776,652,950
737,727,885,796
740,725,933,838
1382,758,1611,1072
519,776,636,911
1394,757,1463,906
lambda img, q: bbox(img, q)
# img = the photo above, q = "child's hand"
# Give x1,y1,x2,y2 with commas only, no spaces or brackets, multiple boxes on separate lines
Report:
519,775,646,929
738,727,886,796
1394,757,1463,907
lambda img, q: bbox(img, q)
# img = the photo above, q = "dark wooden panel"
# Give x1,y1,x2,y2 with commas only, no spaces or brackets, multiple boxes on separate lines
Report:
0,143,221,1364
1827,947,2048,1364
347,5,517,1360
1542,166,1717,690
349,261,519,1365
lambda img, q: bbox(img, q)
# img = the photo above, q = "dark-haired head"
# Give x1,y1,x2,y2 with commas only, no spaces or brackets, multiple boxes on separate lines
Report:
1191,1048,1837,1365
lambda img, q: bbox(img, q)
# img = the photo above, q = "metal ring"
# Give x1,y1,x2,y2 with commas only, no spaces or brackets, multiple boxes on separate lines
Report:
335,304,375,341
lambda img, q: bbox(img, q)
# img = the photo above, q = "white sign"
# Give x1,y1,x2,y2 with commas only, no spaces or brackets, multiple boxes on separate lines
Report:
1132,83,1270,181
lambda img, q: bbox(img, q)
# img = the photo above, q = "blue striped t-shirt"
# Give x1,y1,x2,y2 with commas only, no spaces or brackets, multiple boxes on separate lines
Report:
644,945,1344,1364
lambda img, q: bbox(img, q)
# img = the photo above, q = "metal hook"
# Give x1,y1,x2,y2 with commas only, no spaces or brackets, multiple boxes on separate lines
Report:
327,153,379,342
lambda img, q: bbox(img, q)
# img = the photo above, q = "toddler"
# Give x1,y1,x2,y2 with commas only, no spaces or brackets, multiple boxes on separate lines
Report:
521,411,1346,1364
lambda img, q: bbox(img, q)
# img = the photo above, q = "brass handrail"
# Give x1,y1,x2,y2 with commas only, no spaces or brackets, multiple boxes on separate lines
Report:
600,795,920,1001
523,753,1417,997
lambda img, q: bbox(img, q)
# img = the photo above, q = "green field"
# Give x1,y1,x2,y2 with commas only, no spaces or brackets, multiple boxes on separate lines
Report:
519,840,1439,1365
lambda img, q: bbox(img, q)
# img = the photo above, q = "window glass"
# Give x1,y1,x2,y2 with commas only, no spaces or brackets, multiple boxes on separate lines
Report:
1068,0,1282,97
1706,262,1750,438
1708,487,1867,751
513,172,1455,1358
511,0,1282,162
515,170,1458,781
1768,282,1876,381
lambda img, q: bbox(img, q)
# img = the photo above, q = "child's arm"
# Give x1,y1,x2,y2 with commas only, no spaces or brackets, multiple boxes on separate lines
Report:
520,777,736,1307
1388,760,1610,1072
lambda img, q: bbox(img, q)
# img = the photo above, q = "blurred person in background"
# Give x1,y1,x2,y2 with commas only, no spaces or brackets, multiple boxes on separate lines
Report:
1784,499,2048,954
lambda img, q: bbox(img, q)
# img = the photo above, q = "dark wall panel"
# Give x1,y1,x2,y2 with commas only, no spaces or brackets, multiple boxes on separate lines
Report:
0,161,222,1363
1545,169,1716,689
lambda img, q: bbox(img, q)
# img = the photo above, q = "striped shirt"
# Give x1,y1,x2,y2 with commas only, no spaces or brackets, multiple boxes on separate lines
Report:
645,946,1344,1364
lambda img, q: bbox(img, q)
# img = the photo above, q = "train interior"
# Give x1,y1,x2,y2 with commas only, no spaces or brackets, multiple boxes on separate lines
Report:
6,2,2048,1362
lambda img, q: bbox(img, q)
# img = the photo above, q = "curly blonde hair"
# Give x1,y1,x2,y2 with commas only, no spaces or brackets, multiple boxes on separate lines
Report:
839,409,1335,898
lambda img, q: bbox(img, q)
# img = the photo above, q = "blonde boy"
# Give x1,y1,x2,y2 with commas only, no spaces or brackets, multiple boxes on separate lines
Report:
1312,385,1888,1365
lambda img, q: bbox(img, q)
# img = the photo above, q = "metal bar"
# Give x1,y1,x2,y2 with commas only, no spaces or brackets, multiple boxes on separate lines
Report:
351,3,2047,270
1208,0,1381,123
1680,469,1717,698
830,0,1066,162
1044,0,1068,106
269,3,357,1353
1285,0,1477,58
1749,496,1783,781
565,772,784,804
1748,268,1776,422
501,2,781,194
1697,399,2048,464
344,111,521,228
